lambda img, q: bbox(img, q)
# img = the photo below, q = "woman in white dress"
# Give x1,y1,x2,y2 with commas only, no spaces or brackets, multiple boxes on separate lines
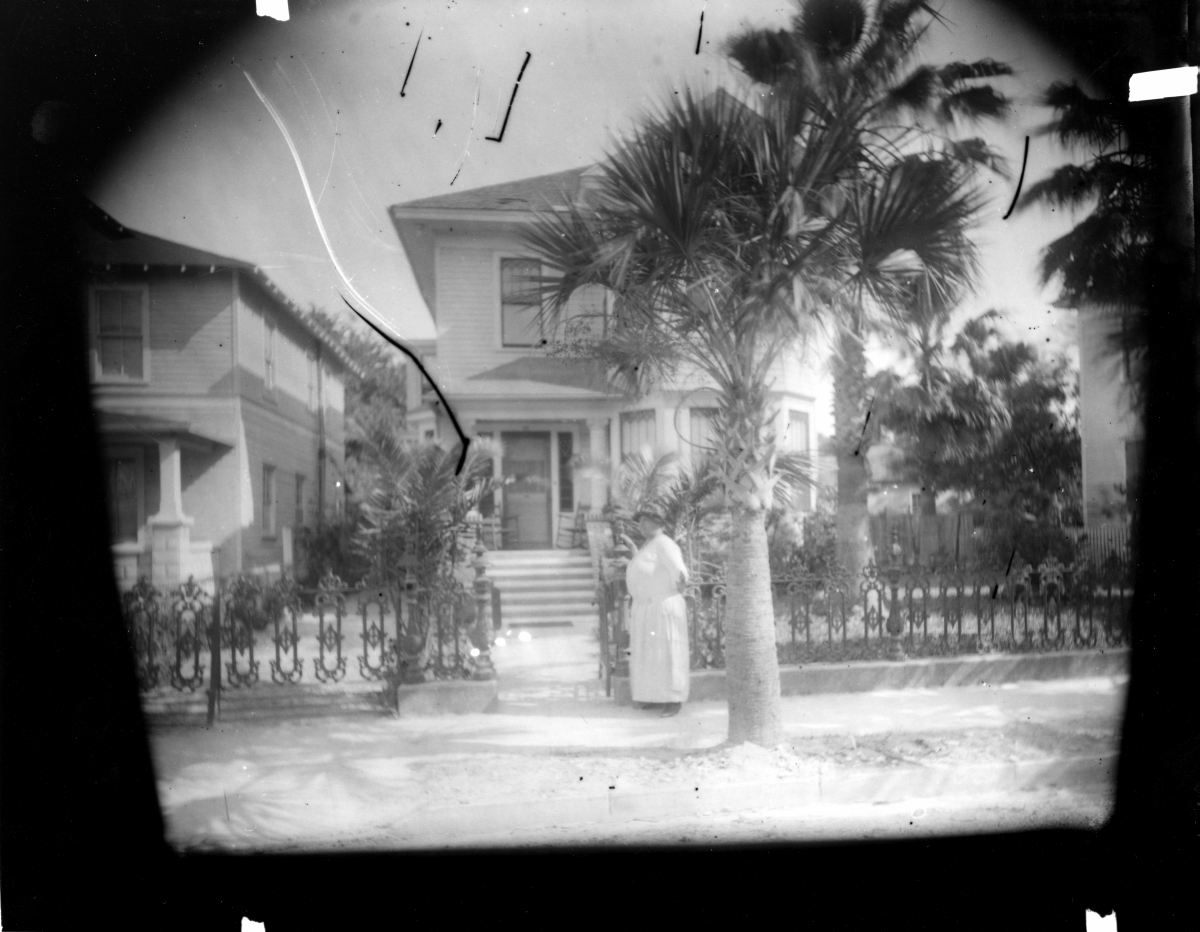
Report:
621,509,690,717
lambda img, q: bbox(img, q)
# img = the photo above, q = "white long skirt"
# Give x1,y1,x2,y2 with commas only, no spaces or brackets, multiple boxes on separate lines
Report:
629,593,690,703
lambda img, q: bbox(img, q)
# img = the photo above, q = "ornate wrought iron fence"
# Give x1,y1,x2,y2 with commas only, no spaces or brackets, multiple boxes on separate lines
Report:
119,563,492,711
595,556,1133,680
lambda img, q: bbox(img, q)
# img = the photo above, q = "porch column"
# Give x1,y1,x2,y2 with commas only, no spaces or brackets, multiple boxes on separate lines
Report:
147,437,194,590
586,417,609,516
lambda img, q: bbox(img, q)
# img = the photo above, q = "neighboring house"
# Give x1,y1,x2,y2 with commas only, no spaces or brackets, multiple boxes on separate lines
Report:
1074,301,1142,529
78,200,357,592
389,166,824,549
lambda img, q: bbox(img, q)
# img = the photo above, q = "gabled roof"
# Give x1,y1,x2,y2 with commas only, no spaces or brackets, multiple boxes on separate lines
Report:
467,356,609,393
75,198,362,378
394,165,598,214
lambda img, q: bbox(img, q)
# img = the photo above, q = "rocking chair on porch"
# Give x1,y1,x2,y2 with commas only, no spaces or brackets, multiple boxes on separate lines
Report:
556,505,588,550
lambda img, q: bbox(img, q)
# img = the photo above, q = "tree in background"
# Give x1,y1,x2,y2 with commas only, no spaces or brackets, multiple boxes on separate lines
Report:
869,308,1081,568
1018,78,1156,413
725,0,1015,582
297,307,408,584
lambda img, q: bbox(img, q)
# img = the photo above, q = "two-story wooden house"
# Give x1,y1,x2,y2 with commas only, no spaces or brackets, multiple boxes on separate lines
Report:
78,200,356,591
389,166,824,550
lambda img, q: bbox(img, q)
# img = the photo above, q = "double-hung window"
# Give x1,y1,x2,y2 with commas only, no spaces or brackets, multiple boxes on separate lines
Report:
91,285,149,382
263,321,277,393
294,474,306,528
262,465,277,536
689,408,719,466
500,258,543,348
620,410,657,462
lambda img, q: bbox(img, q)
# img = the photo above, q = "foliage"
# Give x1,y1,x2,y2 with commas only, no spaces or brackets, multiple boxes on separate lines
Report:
766,508,840,579
607,450,727,575
722,0,1015,577
304,305,409,494
295,507,371,588
868,309,1081,522
353,431,497,595
1017,80,1153,387
969,506,1077,570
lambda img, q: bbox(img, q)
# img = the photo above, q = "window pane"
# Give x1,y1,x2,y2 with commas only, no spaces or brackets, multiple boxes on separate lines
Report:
503,303,540,347
788,411,809,453
122,296,143,334
501,259,540,303
109,458,140,543
97,291,122,331
123,338,143,378
99,338,124,374
558,433,574,512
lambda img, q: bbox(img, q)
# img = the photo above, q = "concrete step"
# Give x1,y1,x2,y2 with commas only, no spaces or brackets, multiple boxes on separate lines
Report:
494,590,596,605
492,599,595,614
487,567,595,581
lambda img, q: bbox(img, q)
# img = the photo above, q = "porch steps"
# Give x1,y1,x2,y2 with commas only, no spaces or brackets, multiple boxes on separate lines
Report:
484,549,598,628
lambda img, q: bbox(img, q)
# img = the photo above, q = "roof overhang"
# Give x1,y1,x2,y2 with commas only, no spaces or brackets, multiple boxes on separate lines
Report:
94,411,234,451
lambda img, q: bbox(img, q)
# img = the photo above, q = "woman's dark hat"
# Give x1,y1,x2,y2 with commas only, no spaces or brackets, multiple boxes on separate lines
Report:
631,508,665,524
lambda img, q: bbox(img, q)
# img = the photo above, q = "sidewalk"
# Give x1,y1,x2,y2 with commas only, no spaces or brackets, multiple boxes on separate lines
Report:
150,638,1126,851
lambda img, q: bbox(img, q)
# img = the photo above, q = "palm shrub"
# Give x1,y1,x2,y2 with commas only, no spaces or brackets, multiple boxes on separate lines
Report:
354,429,497,598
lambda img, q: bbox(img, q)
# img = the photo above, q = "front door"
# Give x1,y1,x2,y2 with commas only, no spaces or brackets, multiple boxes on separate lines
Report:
502,432,552,549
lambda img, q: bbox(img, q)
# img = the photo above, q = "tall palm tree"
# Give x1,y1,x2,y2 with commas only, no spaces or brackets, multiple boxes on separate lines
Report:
725,0,1014,580
1017,80,1155,409
523,78,985,745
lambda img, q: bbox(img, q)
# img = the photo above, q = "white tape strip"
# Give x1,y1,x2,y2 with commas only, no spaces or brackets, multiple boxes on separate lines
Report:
256,0,289,22
1128,66,1197,102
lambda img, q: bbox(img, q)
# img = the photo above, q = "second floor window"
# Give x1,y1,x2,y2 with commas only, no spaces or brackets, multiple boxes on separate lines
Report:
262,465,276,535
294,474,306,528
263,322,277,392
501,258,542,347
306,354,317,411
92,285,148,382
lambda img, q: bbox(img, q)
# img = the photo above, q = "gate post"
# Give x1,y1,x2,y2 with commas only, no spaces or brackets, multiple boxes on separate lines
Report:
470,541,496,680
206,551,221,727
609,543,632,679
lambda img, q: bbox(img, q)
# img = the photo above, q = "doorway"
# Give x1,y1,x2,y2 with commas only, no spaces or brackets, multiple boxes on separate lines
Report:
501,432,552,548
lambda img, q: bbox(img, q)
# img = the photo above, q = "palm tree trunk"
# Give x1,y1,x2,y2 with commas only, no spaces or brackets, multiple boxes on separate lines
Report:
832,332,873,582
723,503,783,746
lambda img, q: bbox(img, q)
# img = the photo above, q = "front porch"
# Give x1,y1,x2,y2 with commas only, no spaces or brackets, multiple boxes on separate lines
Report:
98,411,229,592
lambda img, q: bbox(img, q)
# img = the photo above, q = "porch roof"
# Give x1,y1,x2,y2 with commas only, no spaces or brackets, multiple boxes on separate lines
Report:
466,356,610,393
94,410,233,449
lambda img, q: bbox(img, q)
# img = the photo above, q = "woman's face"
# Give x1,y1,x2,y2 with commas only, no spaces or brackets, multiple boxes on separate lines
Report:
638,516,661,538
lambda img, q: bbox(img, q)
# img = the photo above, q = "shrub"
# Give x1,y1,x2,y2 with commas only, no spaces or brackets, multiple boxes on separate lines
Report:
295,510,371,588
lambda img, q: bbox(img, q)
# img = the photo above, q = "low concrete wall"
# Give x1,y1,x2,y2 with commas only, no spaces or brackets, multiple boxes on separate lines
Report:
395,678,500,716
612,649,1130,706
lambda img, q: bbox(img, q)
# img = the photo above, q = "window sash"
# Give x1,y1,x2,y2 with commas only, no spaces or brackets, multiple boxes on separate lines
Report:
262,465,276,534
263,323,277,391
620,410,657,460
787,411,810,453
93,287,146,380
558,432,574,512
689,408,719,463
501,258,542,347
295,475,306,528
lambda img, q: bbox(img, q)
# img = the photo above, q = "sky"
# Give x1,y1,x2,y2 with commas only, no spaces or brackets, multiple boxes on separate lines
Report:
91,0,1096,436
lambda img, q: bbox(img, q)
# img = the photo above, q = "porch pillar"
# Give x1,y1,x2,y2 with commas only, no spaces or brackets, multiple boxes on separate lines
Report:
147,437,194,590
586,418,609,517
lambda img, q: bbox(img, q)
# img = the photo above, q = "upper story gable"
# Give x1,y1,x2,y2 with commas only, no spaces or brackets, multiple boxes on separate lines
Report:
77,199,357,437
389,162,824,410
